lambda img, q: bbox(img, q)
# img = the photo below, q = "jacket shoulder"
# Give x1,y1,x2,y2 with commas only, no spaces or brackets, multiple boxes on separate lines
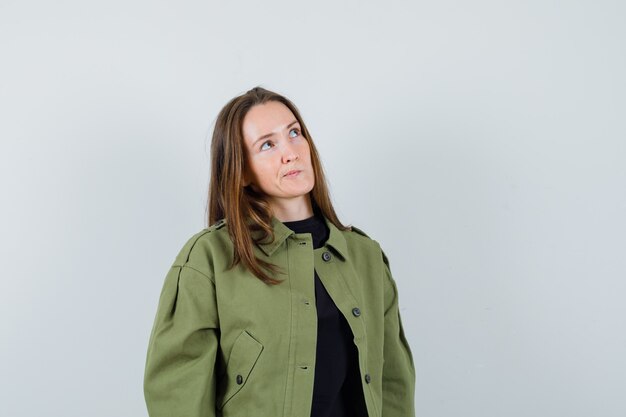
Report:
207,218,227,231
344,224,379,255
349,225,370,238
171,219,229,272
172,229,211,266
346,224,390,268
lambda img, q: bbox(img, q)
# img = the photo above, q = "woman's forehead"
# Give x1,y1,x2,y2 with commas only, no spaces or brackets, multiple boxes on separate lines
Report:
242,102,297,144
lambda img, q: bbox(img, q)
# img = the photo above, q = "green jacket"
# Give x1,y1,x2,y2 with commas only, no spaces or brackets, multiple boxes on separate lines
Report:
143,215,415,417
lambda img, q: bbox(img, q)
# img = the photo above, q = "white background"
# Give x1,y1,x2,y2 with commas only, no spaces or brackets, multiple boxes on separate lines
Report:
1,1,625,416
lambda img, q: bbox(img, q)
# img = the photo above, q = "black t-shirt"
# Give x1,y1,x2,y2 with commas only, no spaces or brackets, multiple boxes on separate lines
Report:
283,212,368,417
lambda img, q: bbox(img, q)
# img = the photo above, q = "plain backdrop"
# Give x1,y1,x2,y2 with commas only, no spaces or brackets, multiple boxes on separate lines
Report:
1,1,625,416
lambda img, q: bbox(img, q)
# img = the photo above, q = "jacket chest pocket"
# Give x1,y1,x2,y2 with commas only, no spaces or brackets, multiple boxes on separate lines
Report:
217,330,264,410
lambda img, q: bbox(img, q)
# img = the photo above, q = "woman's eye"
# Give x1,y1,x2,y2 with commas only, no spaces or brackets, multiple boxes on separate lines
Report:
260,141,273,151
289,128,300,138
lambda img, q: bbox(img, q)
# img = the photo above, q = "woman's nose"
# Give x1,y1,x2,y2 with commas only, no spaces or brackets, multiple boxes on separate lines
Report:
281,142,299,163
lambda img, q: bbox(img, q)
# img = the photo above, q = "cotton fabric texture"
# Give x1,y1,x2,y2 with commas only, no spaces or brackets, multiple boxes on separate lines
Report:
143,214,416,417
282,213,367,417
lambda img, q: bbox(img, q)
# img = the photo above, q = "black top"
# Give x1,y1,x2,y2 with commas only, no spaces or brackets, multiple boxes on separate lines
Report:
283,212,368,417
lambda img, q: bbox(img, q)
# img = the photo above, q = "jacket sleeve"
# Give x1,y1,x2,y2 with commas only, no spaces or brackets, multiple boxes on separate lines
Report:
381,250,416,416
143,264,219,417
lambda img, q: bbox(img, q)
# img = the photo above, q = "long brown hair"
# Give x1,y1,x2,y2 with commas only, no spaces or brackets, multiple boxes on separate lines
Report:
206,86,349,285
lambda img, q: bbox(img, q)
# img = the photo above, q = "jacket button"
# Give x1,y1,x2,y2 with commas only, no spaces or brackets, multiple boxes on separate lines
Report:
322,251,332,262
352,307,361,317
364,373,371,384
236,374,243,385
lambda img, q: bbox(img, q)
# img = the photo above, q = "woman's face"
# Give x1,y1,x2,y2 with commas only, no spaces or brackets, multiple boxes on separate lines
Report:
241,101,315,209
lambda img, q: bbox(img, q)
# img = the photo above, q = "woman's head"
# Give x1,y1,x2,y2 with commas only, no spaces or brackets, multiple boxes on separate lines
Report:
207,86,348,284
240,100,315,219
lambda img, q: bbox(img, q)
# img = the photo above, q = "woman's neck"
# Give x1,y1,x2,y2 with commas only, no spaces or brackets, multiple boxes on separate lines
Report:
270,194,314,222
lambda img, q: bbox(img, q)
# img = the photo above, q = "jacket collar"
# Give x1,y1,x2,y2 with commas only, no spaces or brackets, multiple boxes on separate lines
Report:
254,214,348,260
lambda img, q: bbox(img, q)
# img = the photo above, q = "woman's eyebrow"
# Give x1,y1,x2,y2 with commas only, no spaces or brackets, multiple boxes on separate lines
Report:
253,120,299,146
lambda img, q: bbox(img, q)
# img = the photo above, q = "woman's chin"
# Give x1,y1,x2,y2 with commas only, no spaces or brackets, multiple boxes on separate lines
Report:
282,181,314,195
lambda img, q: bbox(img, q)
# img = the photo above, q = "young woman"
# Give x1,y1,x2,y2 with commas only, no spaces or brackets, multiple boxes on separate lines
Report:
143,86,415,417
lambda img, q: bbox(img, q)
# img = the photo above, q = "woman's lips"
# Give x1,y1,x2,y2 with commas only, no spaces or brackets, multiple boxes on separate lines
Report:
284,170,301,177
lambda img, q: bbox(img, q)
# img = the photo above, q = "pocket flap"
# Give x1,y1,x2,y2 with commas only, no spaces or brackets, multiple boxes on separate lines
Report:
217,330,264,409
